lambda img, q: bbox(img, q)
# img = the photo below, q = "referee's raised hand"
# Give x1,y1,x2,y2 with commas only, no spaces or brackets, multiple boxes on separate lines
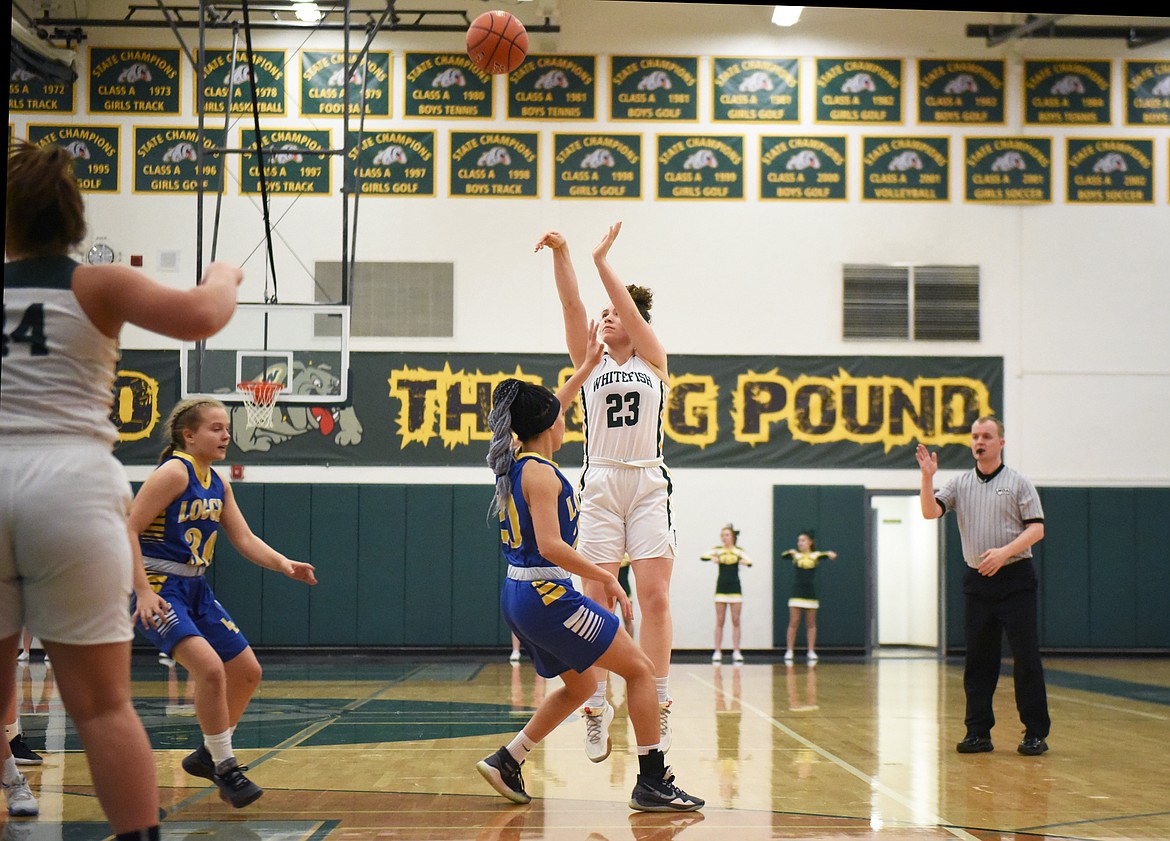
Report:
915,443,938,477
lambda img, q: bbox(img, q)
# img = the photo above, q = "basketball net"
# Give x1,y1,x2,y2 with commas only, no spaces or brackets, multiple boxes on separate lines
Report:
237,380,282,429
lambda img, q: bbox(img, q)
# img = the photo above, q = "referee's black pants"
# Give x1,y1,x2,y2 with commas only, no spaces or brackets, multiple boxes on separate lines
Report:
962,559,1051,740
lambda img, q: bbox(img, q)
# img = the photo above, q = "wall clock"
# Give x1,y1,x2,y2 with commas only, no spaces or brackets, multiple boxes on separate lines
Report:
87,239,115,265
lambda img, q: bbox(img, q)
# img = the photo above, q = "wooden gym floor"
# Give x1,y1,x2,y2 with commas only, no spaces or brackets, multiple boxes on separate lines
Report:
5,651,1169,841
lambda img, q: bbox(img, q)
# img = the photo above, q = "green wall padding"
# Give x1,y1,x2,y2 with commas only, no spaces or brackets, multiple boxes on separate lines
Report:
452,487,510,646
1088,489,1137,646
402,486,455,645
129,482,1165,651
260,485,313,645
943,513,965,652
213,483,266,642
773,485,867,648
309,485,360,644
944,486,1170,653
356,486,407,644
1136,489,1170,647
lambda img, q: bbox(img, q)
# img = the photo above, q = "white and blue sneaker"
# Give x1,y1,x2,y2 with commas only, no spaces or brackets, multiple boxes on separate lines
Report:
583,701,615,763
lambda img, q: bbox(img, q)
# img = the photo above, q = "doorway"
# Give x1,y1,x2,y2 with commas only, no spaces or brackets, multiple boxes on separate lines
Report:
868,493,942,657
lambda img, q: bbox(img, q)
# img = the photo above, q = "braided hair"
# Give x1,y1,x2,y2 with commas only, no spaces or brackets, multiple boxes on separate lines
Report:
159,398,227,463
486,378,560,518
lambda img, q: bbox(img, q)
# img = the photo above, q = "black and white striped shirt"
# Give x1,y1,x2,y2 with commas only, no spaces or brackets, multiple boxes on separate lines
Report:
936,464,1044,569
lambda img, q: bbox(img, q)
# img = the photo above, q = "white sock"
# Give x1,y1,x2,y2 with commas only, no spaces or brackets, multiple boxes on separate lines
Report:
2,756,18,785
203,729,234,767
506,730,537,764
586,681,607,709
655,676,670,705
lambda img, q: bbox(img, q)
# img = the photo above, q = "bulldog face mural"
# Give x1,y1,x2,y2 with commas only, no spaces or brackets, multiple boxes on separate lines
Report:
232,361,364,453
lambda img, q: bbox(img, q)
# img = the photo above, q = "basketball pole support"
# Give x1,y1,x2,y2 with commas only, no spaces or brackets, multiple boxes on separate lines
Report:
50,1,559,396
176,0,402,394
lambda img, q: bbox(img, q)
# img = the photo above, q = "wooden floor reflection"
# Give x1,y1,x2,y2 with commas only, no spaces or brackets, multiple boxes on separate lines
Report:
5,652,1169,840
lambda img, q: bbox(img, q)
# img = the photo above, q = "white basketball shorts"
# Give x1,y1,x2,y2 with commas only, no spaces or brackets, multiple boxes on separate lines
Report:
576,464,677,565
0,438,135,644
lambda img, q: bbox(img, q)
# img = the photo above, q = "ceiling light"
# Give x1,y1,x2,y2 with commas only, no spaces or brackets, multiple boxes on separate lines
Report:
771,6,803,27
293,2,322,22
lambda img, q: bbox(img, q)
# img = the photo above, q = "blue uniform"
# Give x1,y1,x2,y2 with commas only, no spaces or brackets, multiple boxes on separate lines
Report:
139,452,225,568
498,452,619,679
133,452,249,661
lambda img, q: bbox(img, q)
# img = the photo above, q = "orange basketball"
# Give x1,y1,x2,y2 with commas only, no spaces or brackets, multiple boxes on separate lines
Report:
466,10,528,75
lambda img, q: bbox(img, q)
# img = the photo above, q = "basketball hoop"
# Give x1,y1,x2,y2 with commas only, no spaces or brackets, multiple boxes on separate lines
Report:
237,380,282,429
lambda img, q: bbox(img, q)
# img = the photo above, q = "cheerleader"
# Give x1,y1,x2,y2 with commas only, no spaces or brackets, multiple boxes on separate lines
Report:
701,524,753,663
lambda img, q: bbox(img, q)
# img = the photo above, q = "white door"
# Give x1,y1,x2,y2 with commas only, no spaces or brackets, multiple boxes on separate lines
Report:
871,494,940,651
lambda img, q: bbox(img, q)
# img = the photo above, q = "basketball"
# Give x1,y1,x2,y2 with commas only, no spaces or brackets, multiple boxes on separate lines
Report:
466,10,528,75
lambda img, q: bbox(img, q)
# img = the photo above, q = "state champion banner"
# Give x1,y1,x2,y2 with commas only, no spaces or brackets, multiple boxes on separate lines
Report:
112,352,1002,469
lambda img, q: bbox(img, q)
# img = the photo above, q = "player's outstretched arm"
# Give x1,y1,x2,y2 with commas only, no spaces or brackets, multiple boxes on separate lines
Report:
553,319,602,408
592,222,667,375
219,475,318,584
75,261,242,340
536,230,590,368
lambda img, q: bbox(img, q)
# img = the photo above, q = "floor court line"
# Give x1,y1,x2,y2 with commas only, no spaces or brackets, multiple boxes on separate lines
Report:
1045,690,1169,720
688,669,983,841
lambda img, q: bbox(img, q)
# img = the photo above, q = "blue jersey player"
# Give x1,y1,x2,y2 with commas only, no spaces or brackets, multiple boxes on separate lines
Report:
128,398,317,808
475,323,703,813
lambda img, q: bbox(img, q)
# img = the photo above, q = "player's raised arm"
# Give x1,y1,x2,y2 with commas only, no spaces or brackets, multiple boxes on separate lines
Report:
592,222,667,376
554,319,603,409
536,230,591,368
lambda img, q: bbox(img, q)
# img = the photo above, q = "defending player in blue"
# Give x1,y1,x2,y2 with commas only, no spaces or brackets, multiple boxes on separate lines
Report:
128,398,317,808
476,322,703,813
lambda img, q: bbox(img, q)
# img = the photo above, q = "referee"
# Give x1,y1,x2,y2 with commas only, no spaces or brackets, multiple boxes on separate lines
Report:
916,416,1051,757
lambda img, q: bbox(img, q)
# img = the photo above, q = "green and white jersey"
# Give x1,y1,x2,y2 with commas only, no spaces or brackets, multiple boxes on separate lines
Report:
579,353,667,468
936,463,1044,569
1,256,120,446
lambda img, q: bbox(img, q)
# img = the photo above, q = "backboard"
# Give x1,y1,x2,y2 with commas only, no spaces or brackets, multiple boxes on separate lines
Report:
181,303,351,405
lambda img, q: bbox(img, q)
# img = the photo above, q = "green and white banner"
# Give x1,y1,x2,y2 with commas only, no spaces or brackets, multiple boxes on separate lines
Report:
1065,138,1154,204
111,352,1003,471
508,55,596,120
198,49,287,116
712,57,799,123
27,123,120,192
300,50,390,117
917,59,1005,125
403,53,493,119
862,136,949,201
1124,61,1170,127
449,131,538,198
89,47,180,114
964,137,1051,204
133,126,224,194
1024,60,1110,125
553,133,641,199
344,129,436,197
610,56,698,121
760,136,847,200
656,135,743,200
815,58,902,124
9,71,74,113
239,128,331,195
